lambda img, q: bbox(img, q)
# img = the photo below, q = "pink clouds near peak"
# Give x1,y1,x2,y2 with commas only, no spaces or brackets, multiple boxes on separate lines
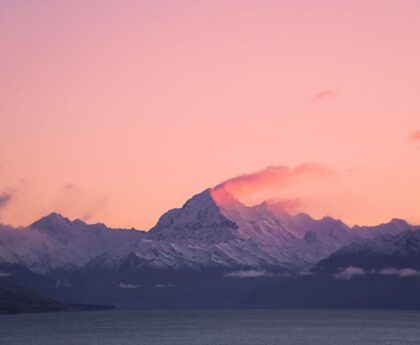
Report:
210,163,336,211
265,198,302,214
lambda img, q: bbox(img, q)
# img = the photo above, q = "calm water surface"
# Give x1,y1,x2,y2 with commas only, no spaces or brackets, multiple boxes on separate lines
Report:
1,308,420,345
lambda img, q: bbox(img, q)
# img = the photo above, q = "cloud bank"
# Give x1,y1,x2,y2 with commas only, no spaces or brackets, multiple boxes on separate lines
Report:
378,268,420,277
334,266,420,280
224,270,274,278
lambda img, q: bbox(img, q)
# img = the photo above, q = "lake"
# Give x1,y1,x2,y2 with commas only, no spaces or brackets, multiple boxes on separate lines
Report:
1,308,420,345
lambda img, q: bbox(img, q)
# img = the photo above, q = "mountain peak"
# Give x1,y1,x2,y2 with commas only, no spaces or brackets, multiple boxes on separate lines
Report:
43,212,66,221
182,189,217,209
352,218,417,238
390,218,410,226
30,212,70,229
148,189,238,243
29,213,91,236
209,187,243,209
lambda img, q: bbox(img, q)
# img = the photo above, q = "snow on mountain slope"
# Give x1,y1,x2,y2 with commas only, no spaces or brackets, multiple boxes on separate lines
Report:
0,213,145,273
148,188,361,267
313,229,420,274
146,187,419,271
0,189,418,278
352,218,418,238
148,190,237,243
148,188,300,246
84,238,295,274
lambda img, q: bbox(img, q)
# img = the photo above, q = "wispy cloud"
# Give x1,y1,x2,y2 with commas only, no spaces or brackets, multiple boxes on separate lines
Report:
334,266,366,280
154,283,175,288
309,90,337,104
0,193,12,210
333,266,420,280
119,283,141,289
215,163,335,193
224,270,274,278
267,198,302,213
409,130,420,143
378,268,420,277
0,190,14,216
212,163,337,208
54,183,108,222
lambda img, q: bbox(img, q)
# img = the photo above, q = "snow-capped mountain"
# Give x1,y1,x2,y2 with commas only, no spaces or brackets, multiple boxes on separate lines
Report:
1,189,417,276
148,189,363,268
0,213,145,273
352,218,418,238
313,229,420,275
148,189,237,243
0,187,418,306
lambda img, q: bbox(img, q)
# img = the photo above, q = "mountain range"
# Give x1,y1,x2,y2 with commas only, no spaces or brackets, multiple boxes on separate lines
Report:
0,188,419,309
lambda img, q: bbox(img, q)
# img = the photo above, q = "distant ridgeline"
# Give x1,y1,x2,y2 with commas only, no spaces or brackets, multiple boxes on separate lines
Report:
1,189,420,310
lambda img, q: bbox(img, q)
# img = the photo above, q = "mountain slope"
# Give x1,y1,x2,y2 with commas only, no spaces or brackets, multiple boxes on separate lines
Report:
313,229,420,275
0,214,145,273
148,190,237,243
352,218,418,238
149,189,361,269
1,189,414,278
0,188,419,307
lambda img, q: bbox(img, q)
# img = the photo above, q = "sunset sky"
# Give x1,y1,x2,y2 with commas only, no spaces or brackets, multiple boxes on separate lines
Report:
1,1,420,229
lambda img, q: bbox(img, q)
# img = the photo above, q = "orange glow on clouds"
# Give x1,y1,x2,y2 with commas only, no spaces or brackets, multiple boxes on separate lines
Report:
211,163,336,209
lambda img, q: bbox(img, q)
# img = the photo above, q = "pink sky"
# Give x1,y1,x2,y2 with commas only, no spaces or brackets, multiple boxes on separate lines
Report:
1,1,420,229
